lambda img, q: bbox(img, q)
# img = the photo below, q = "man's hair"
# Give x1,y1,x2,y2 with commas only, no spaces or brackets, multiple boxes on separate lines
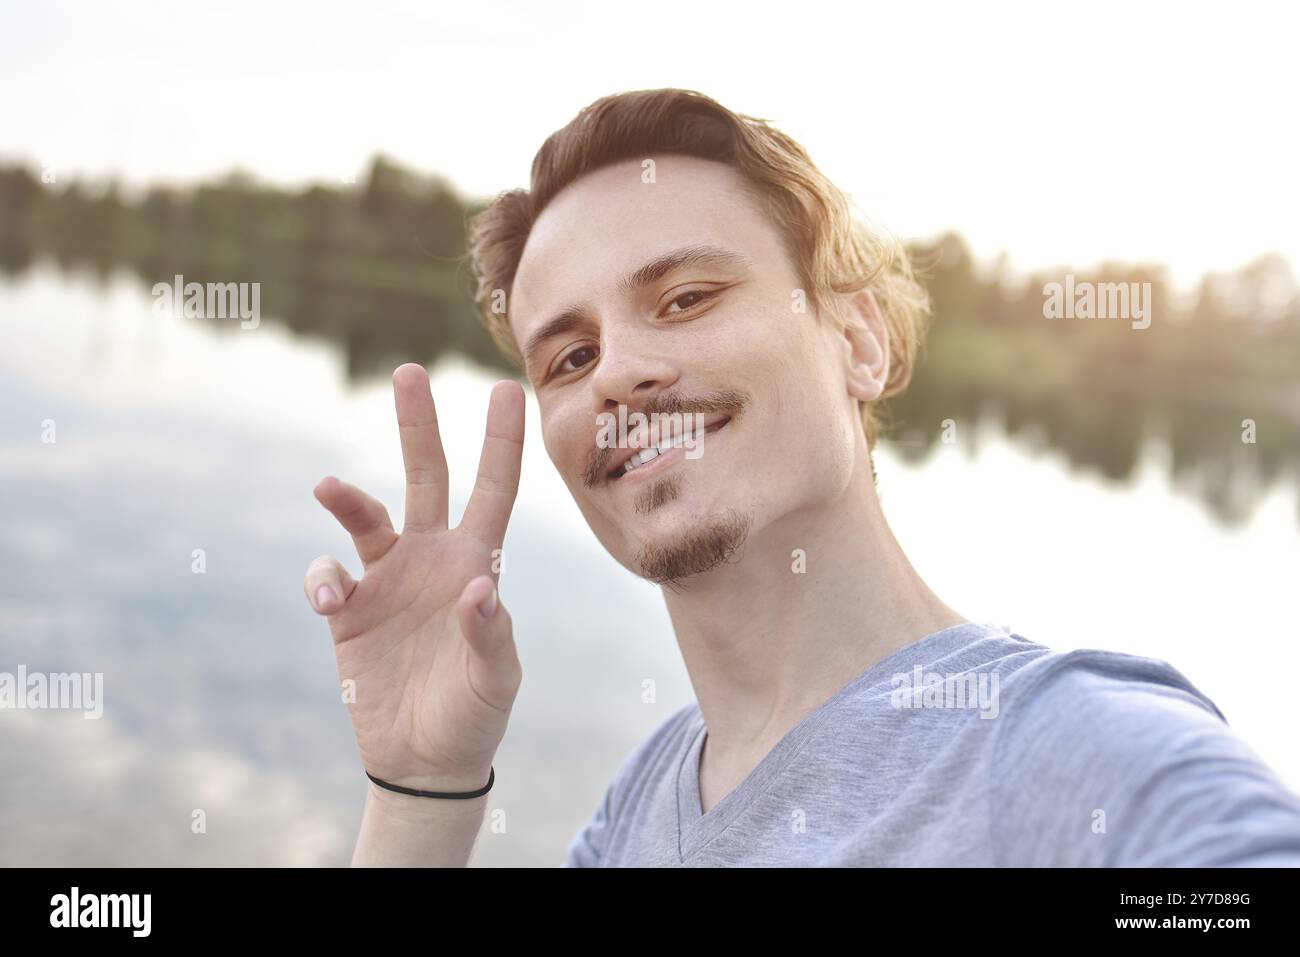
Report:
465,88,930,448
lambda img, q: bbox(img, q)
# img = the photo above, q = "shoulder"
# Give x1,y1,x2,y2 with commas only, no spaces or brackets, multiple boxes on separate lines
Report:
990,646,1231,804
562,701,699,867
990,645,1300,865
608,700,701,808
996,644,1227,732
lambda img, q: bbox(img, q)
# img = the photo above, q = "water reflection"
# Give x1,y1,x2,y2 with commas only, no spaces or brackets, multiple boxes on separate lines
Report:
1,267,1297,867
2,159,1296,526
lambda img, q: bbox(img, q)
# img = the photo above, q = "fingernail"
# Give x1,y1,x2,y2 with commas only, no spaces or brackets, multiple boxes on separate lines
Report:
477,584,498,619
316,585,337,610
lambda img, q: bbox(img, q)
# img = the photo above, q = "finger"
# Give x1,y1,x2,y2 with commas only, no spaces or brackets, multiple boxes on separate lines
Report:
459,380,525,550
313,476,399,566
304,555,359,615
393,363,450,532
456,576,519,709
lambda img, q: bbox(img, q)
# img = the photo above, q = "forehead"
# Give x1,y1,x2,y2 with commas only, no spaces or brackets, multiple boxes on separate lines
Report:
507,155,780,348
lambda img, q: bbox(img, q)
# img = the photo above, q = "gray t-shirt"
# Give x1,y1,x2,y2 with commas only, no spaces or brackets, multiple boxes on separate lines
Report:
564,621,1300,866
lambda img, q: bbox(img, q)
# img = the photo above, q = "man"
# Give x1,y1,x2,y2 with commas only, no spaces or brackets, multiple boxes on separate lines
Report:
303,89,1300,866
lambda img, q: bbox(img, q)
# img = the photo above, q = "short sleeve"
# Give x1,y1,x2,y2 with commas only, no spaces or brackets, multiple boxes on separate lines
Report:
561,702,699,867
991,649,1300,866
563,779,616,868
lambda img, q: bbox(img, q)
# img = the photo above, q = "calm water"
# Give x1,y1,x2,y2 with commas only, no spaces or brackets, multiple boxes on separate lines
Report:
2,264,1298,866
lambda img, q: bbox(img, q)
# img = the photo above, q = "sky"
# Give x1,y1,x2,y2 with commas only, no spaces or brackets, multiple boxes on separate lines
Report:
2,0,1297,290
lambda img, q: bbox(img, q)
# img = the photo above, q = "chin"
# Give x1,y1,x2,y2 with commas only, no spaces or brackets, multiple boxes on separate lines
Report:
628,497,753,587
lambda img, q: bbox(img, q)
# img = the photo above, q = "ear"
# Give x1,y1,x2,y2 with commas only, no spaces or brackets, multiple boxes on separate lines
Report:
840,288,890,403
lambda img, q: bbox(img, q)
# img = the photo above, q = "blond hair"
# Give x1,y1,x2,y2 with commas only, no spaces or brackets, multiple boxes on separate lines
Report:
465,88,930,448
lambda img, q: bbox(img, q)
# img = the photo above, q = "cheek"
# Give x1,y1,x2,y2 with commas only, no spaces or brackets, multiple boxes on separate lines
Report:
744,307,839,415
540,405,586,485
745,313,858,492
547,420,585,478
543,402,620,514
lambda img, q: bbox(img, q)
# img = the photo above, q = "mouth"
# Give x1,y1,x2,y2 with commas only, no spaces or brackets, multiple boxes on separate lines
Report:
606,415,731,484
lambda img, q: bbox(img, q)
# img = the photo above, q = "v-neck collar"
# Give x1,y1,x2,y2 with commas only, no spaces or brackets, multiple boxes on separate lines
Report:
673,621,1007,862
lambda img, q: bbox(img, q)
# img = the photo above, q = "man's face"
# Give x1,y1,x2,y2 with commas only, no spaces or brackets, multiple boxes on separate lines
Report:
509,155,866,584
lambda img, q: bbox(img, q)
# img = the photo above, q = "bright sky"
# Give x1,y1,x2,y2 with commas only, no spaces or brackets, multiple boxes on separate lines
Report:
2,0,1297,289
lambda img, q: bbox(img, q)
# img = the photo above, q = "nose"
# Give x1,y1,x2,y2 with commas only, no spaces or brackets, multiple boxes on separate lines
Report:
589,324,680,415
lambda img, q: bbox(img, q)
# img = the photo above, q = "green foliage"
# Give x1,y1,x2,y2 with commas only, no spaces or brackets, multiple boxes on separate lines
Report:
1,159,1297,525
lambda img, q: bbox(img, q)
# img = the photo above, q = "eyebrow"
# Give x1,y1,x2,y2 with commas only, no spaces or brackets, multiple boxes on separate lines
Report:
521,243,753,370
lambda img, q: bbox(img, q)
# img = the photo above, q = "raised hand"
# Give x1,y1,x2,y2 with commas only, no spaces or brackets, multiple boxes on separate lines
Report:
304,364,525,793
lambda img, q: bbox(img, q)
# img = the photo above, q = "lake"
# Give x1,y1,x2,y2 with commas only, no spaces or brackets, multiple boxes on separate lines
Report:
1,262,1298,866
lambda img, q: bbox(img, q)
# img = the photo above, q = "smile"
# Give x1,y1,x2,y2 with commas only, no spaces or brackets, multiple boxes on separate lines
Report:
607,416,730,482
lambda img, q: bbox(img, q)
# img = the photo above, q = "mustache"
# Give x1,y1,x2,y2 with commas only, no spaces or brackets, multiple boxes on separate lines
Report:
583,389,749,487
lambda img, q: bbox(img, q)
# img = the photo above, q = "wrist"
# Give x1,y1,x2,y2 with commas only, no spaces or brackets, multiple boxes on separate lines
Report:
365,779,490,821
354,782,489,867
368,765,494,798
362,764,495,815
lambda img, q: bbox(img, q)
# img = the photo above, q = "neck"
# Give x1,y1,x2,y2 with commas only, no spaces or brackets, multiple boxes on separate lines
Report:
661,453,965,766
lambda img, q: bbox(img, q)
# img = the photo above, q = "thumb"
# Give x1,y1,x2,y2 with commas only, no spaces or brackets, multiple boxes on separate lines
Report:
456,575,516,664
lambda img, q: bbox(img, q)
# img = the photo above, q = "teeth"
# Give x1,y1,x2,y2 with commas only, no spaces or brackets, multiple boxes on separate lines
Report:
621,424,702,475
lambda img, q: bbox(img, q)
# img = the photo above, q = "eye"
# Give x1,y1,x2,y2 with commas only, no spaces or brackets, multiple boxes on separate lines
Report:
554,344,598,376
663,288,719,317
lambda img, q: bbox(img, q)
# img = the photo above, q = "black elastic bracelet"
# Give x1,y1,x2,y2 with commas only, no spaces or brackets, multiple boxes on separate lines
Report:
365,767,494,799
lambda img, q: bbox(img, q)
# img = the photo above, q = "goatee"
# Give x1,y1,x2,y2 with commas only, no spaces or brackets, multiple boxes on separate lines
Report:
635,507,751,587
